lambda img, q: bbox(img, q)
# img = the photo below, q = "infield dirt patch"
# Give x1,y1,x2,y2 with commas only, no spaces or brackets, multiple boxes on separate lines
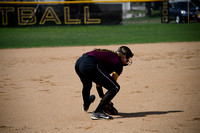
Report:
0,42,200,133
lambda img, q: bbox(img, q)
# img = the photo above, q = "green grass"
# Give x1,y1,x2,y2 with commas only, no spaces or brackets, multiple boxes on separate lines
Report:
0,23,200,49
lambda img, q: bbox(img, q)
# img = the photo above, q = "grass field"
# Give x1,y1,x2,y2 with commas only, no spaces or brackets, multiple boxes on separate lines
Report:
0,23,200,49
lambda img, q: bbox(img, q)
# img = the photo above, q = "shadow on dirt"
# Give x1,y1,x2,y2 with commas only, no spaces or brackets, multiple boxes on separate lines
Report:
115,110,183,119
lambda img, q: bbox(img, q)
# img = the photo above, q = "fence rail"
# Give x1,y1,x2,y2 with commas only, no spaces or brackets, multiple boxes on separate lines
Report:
0,0,167,4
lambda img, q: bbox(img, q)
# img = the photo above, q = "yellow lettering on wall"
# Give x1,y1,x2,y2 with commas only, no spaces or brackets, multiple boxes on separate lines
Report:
162,16,169,22
0,7,14,25
161,2,169,23
18,7,36,25
39,7,61,25
64,7,81,24
162,8,168,16
84,6,101,24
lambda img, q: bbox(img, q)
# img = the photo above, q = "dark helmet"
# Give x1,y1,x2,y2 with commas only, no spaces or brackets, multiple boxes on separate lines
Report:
117,46,134,66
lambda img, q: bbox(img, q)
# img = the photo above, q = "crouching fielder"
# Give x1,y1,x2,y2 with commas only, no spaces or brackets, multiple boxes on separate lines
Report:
75,46,134,120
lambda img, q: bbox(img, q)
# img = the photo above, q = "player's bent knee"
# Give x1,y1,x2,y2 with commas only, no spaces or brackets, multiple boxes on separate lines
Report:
110,86,120,93
115,84,120,92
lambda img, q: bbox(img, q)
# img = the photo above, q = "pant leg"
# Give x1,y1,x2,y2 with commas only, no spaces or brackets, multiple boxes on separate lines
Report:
92,65,120,113
75,55,95,106
81,78,92,106
92,64,120,92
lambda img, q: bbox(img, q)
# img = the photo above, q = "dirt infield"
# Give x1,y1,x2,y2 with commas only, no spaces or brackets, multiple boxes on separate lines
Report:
0,42,200,133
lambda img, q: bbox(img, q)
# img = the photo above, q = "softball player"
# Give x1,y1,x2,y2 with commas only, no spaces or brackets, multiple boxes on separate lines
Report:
75,46,134,120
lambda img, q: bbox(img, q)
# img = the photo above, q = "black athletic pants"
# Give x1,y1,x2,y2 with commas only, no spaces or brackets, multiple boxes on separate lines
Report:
75,54,120,112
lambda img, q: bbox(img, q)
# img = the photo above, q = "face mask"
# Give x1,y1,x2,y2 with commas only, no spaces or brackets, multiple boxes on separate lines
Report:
123,58,133,66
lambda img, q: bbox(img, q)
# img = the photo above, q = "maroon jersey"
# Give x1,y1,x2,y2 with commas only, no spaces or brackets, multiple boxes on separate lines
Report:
86,50,123,76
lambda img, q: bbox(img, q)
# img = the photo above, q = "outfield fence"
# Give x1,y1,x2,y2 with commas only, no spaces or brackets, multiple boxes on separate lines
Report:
0,0,168,26
0,0,166,4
